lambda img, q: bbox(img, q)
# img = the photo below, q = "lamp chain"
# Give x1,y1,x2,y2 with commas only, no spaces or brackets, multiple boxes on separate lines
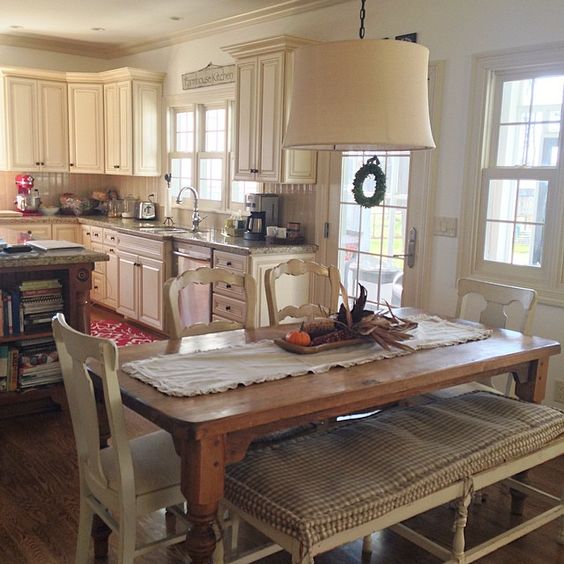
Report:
359,0,366,39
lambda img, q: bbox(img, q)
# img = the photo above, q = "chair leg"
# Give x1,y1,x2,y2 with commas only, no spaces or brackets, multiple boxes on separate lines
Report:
117,513,137,564
361,534,373,555
451,481,473,562
75,494,94,564
230,511,241,552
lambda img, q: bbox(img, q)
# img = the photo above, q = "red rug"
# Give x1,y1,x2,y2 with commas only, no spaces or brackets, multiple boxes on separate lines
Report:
90,320,160,346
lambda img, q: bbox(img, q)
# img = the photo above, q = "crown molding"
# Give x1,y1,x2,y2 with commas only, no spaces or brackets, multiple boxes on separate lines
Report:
0,0,348,60
222,35,318,58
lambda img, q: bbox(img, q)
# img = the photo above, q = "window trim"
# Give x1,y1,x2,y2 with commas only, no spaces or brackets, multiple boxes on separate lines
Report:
459,42,564,306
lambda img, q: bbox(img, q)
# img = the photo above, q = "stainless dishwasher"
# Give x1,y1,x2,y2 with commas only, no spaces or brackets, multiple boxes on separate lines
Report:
172,243,212,327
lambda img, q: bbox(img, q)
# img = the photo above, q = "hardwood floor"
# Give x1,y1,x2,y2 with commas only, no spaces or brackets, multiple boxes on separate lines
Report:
0,391,562,563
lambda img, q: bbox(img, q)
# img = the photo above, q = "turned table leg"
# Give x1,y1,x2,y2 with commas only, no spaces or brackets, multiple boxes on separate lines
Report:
176,435,226,564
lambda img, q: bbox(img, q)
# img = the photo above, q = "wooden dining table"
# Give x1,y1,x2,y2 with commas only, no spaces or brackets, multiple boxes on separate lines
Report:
91,311,560,563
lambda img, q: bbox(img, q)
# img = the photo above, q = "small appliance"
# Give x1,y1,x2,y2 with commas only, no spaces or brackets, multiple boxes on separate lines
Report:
245,193,279,227
244,210,266,241
135,195,156,220
15,175,41,214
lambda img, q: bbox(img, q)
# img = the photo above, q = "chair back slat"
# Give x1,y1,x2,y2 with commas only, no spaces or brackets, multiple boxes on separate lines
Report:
265,259,341,325
164,267,256,338
52,313,135,501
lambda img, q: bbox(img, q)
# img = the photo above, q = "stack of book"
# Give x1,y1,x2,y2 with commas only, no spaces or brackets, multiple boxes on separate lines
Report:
16,337,62,390
0,344,28,392
19,279,64,334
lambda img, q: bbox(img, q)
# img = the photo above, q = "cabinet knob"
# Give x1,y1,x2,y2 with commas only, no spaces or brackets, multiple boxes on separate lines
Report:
226,284,232,289
41,162,45,166
114,165,120,169
225,305,231,311
35,161,40,166
226,261,232,266
69,163,74,167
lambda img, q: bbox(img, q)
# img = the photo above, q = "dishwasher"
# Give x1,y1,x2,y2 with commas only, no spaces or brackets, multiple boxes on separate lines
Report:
172,242,212,327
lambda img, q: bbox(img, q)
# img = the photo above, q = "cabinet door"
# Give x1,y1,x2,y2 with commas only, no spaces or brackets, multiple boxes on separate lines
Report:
116,250,138,318
52,223,79,242
68,83,104,173
37,80,68,171
255,53,284,182
132,81,161,176
104,81,132,175
234,60,258,180
138,255,164,330
0,223,52,244
81,225,92,248
104,246,119,310
5,77,39,171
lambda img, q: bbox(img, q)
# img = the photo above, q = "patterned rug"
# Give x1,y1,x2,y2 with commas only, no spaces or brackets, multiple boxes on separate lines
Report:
90,320,160,346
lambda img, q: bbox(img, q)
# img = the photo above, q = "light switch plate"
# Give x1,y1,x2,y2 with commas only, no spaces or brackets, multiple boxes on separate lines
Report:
433,216,458,238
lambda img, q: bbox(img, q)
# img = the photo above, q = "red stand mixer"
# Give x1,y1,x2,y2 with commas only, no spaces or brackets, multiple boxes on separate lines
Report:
15,175,41,215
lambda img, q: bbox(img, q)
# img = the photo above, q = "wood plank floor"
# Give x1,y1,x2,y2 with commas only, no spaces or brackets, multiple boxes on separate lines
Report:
0,306,561,563
0,396,562,564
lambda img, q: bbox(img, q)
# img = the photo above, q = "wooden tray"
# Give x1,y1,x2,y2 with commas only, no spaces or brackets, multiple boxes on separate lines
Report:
273,337,367,354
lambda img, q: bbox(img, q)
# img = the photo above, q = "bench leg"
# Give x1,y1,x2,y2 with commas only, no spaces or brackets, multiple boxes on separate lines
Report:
452,481,473,562
362,534,373,555
510,471,529,515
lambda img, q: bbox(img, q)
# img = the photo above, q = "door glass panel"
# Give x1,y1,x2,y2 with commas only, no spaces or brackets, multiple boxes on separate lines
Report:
337,151,410,308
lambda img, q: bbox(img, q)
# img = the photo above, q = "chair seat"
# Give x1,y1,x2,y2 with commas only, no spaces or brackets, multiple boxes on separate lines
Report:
100,430,180,496
225,392,564,556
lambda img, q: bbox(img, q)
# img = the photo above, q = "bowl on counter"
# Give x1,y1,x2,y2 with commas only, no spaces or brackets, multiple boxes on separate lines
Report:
40,206,60,216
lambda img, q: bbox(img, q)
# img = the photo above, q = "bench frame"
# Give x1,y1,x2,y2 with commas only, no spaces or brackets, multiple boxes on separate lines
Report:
223,437,564,564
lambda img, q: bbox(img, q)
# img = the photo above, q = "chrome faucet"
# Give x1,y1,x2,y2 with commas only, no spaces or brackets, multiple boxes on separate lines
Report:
176,186,205,232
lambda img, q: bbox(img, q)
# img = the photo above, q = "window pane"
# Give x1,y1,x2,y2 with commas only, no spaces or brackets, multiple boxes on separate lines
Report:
497,124,527,166
339,203,361,253
516,180,547,223
500,79,531,123
513,223,543,266
484,221,513,263
171,158,192,193
487,179,517,221
231,180,260,204
199,158,222,201
360,205,384,254
527,122,560,166
381,154,410,207
205,108,226,152
532,76,564,121
176,111,194,152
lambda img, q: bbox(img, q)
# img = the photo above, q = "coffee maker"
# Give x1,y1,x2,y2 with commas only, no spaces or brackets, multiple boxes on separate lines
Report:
245,193,279,228
15,175,41,214
244,211,266,240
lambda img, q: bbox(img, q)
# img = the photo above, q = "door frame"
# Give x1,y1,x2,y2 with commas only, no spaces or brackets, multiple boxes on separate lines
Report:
314,61,444,309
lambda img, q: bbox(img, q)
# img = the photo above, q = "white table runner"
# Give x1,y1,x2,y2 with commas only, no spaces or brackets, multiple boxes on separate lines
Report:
122,315,492,397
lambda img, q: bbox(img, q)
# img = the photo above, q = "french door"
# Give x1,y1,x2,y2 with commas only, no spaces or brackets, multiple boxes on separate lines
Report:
321,63,442,310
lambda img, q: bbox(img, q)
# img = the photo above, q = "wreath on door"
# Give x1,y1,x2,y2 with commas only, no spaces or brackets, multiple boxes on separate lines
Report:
352,156,386,208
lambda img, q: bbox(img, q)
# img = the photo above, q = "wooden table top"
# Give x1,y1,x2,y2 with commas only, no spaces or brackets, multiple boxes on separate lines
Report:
113,317,561,441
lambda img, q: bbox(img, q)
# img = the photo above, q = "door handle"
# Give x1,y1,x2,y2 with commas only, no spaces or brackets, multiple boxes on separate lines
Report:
393,227,416,268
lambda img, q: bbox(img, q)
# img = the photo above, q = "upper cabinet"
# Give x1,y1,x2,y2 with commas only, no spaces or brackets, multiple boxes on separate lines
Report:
0,66,164,176
0,69,68,172
103,69,163,176
223,35,317,184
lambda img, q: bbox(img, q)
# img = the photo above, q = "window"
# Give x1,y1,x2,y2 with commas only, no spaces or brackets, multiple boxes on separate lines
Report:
460,45,564,305
168,99,259,211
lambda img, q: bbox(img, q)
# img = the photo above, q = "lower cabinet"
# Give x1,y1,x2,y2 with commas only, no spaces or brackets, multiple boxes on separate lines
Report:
212,249,315,327
86,226,119,310
0,222,52,244
51,223,80,242
116,233,171,332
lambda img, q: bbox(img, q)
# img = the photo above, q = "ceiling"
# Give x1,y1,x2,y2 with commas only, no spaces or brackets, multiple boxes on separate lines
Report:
0,0,348,58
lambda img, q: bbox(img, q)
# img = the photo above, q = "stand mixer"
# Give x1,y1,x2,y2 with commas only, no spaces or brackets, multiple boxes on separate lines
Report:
15,175,41,214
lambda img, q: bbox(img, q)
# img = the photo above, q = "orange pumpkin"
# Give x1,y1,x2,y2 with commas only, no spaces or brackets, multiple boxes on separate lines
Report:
285,329,311,347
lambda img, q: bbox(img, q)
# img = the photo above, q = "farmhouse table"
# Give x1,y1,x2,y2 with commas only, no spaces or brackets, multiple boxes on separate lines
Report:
90,311,560,563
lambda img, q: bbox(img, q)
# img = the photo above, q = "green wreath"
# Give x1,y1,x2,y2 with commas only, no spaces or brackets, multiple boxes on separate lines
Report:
352,156,386,208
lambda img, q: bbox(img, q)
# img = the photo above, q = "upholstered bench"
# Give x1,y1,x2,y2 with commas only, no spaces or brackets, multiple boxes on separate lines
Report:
223,392,564,564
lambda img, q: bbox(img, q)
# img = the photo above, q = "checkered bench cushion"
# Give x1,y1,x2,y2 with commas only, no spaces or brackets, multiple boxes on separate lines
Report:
225,392,564,555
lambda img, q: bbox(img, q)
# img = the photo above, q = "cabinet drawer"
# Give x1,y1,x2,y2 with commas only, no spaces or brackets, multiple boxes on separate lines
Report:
91,242,106,274
90,226,103,243
213,250,247,273
213,280,245,300
118,232,165,260
103,229,118,246
212,293,246,323
91,271,106,302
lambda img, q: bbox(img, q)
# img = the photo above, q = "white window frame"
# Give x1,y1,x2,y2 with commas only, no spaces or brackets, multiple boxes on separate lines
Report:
166,85,259,214
459,42,564,306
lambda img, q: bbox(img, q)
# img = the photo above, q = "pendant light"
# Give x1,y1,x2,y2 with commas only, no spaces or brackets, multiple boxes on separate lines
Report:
283,1,435,154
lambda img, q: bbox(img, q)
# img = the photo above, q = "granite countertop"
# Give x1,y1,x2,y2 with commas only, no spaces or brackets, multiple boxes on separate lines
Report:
0,247,108,269
0,215,318,256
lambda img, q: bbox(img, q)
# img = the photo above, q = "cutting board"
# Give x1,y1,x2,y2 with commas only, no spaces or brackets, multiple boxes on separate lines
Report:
27,240,84,251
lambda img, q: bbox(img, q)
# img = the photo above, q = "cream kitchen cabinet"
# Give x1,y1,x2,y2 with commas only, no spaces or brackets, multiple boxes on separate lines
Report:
223,35,317,184
67,82,105,173
51,223,80,242
117,233,171,331
103,70,164,176
211,248,315,327
0,222,52,244
0,70,68,172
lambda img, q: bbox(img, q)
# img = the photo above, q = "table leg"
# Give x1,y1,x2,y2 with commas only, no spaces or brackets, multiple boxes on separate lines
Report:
176,435,226,564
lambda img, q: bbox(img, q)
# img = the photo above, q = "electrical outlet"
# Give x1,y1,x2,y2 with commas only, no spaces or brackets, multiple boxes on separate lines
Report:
553,380,564,404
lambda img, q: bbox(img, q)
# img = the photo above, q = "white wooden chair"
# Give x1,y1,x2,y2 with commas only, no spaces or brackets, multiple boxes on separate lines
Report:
164,267,256,338
264,259,341,326
430,278,537,398
52,312,194,564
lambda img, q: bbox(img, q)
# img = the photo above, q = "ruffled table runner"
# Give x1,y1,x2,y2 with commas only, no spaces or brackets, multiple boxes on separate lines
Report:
122,315,492,397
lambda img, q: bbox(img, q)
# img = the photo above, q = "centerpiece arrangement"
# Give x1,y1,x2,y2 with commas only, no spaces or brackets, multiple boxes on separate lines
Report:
276,284,418,354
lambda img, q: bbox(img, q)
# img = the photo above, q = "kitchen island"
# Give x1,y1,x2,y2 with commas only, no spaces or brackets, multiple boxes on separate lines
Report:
0,247,107,418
